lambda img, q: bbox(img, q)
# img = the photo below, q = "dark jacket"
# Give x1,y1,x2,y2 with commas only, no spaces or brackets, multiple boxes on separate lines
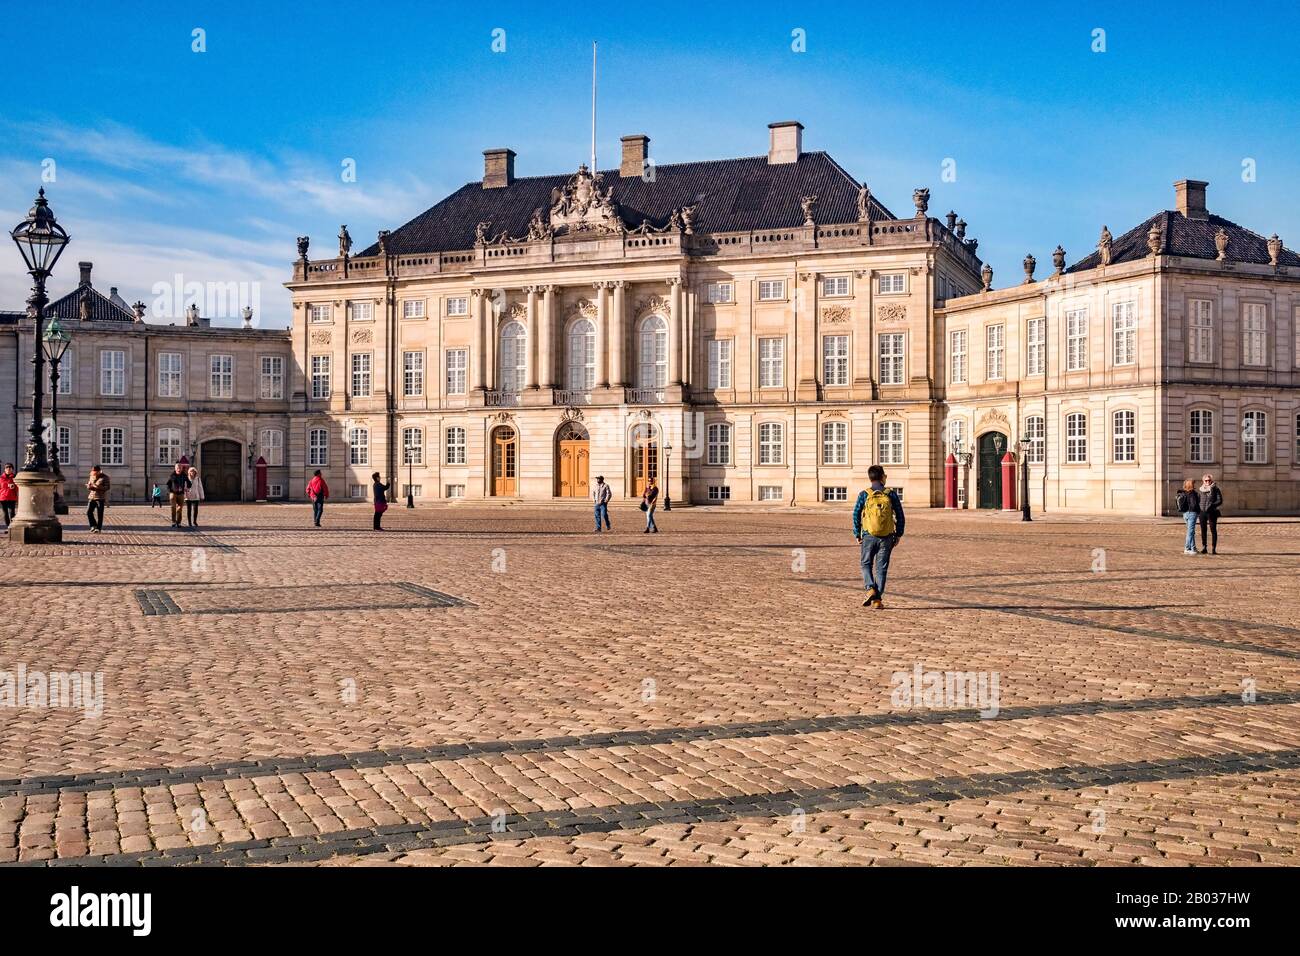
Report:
1176,490,1200,514
1198,484,1223,516
166,472,191,495
372,480,390,504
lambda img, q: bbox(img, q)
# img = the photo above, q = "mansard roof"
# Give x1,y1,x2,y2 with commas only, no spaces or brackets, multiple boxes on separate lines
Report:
1068,210,1300,273
358,151,897,257
48,281,136,322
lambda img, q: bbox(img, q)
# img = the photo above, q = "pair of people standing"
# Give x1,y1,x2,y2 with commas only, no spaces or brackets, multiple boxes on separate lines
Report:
0,463,17,528
1177,473,1223,555
164,463,205,528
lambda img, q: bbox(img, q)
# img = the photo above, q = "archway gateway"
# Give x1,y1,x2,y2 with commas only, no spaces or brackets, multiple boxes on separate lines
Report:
491,426,517,497
555,422,590,498
630,424,658,497
977,431,1006,509
200,439,241,501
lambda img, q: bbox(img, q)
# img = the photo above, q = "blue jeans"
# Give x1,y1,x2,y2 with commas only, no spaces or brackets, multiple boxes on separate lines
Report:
645,507,657,531
860,534,896,596
1182,512,1197,551
594,502,610,531
313,498,325,525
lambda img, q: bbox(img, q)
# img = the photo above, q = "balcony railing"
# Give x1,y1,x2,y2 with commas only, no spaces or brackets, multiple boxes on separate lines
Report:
484,390,521,407
552,389,592,406
625,387,666,405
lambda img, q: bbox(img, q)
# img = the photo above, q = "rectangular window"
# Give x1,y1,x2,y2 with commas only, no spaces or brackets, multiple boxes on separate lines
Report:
157,427,181,465
308,428,328,466
309,304,331,323
707,485,731,501
349,427,369,466
820,275,849,297
822,486,848,502
1243,303,1268,367
350,300,374,322
1066,308,1088,371
446,296,469,317
878,333,905,385
209,354,233,399
758,422,784,465
311,355,331,399
100,350,125,396
269,484,284,498
821,421,848,466
877,420,905,465
445,426,466,465
260,356,284,400
348,484,365,499
351,353,372,398
100,427,125,466
758,337,784,388
1027,318,1045,376
403,351,424,397
1294,306,1300,369
1113,409,1136,463
706,423,731,466
404,485,423,498
878,273,905,294
56,425,72,466
446,484,466,498
1188,299,1214,363
1189,409,1214,463
1242,411,1267,464
259,428,283,466
402,427,423,465
704,282,733,304
758,485,783,501
402,300,425,320
1112,301,1137,366
950,330,967,384
822,335,849,387
446,349,468,395
707,339,733,389
986,325,1005,380
51,349,73,395
757,279,785,301
158,352,183,398
1024,416,1045,465
1066,412,1088,463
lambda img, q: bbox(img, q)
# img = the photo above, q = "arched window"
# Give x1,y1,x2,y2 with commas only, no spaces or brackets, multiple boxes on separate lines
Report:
758,422,784,465
706,423,732,466
1024,416,1044,464
157,427,182,465
567,319,596,390
1242,411,1268,464
948,418,966,456
498,321,526,393
402,427,423,466
100,427,125,466
1189,409,1214,463
1065,412,1087,463
259,428,283,466
1112,410,1136,463
308,428,328,467
349,427,369,466
638,315,667,389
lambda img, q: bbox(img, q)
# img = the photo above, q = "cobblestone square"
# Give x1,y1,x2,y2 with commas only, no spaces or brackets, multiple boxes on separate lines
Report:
2,503,1298,867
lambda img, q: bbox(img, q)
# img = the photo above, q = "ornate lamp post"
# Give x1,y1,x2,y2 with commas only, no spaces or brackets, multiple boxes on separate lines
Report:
42,316,72,515
405,437,415,509
9,189,70,543
662,442,673,511
1016,438,1032,522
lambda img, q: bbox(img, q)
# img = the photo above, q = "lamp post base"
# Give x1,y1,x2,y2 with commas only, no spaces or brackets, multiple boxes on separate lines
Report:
8,469,63,544
53,472,68,515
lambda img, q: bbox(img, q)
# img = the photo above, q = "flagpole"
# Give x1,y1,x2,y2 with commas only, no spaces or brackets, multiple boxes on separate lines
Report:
591,41,597,171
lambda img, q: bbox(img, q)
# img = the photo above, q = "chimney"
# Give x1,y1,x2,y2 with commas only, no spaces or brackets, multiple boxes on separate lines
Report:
1174,179,1209,220
483,148,516,189
620,134,650,178
767,121,803,164
78,261,92,286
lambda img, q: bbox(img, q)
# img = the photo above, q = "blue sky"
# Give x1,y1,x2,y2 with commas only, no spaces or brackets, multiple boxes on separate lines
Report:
2,0,1298,327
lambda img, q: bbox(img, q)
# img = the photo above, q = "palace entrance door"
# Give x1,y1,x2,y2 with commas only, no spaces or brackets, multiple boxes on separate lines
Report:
977,431,1006,509
556,422,590,498
491,427,517,496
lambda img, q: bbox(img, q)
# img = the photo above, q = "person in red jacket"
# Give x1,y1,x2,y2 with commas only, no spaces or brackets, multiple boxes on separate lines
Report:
306,470,329,527
0,463,17,528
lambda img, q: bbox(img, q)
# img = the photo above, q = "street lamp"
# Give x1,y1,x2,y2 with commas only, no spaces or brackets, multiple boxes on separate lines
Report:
404,438,415,509
42,316,72,515
9,189,70,544
663,441,673,511
1016,438,1032,522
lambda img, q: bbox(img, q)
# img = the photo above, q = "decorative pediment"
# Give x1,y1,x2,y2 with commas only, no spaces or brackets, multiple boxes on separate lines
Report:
560,407,585,422
548,164,624,237
310,330,331,345
569,297,599,320
635,294,671,318
491,411,514,424
877,408,905,420
821,410,848,419
821,305,852,324
507,302,528,320
877,303,907,323
976,408,1010,433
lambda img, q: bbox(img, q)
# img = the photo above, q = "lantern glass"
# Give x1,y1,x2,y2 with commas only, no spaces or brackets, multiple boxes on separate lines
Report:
11,189,70,277
42,316,72,364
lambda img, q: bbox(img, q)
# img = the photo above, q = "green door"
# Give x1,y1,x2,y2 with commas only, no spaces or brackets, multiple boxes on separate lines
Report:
978,432,1005,509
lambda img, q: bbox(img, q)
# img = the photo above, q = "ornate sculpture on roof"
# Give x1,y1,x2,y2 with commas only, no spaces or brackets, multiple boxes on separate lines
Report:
1023,253,1036,284
912,187,930,218
980,263,993,292
185,303,201,327
1146,222,1164,257
680,204,697,235
377,230,391,256
1098,226,1113,266
548,163,623,236
1268,234,1282,267
527,208,553,242
338,225,352,258
955,219,967,240
79,287,92,321
296,235,309,260
1214,227,1230,261
800,195,818,226
132,301,146,323
857,185,872,223
1052,245,1066,276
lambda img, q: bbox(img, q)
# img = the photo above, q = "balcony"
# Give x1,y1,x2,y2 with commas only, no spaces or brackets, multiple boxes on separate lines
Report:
552,389,593,406
625,387,666,405
484,390,521,407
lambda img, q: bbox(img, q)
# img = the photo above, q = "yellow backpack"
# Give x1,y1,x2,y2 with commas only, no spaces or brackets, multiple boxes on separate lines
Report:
863,488,895,537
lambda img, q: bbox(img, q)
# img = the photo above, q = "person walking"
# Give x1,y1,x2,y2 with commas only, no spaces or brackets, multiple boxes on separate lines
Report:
184,466,205,528
306,469,329,527
0,463,17,529
150,482,164,508
1176,479,1200,556
592,475,612,532
85,464,110,534
165,463,190,528
371,472,391,531
852,465,905,609
641,477,659,533
1197,472,1223,555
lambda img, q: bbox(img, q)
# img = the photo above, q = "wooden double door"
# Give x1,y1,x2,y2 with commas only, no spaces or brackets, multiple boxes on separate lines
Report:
977,431,1005,509
491,427,517,496
556,422,590,498
201,439,241,501
631,425,658,497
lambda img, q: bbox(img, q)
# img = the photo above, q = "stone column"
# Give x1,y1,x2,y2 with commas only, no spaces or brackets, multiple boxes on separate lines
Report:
526,287,539,389
610,280,626,386
541,285,556,388
470,289,485,392
595,282,609,388
485,290,497,391
668,277,682,386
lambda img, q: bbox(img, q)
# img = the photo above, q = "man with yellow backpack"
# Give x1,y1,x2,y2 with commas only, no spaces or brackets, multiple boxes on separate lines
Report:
851,465,905,609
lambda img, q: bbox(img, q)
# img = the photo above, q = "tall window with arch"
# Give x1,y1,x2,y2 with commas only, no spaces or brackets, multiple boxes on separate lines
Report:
349,426,369,466
1189,409,1215,463
639,315,668,388
567,319,596,390
498,321,526,393
1024,416,1045,464
1242,410,1268,464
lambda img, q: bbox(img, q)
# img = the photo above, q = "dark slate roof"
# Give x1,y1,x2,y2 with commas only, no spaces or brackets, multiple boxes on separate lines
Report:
1068,210,1300,272
359,152,897,257
0,311,22,325
47,282,135,322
